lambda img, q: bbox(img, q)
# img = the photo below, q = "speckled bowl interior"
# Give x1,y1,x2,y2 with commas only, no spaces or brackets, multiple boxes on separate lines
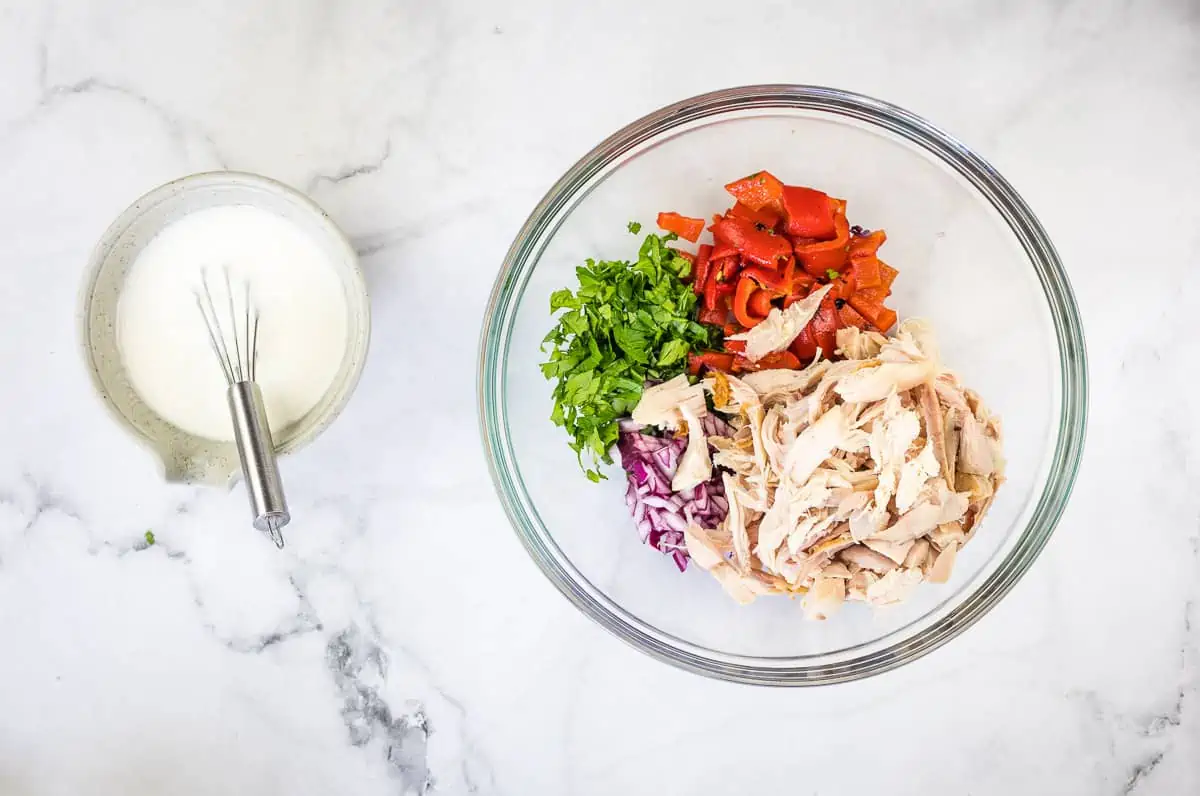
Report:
80,171,370,485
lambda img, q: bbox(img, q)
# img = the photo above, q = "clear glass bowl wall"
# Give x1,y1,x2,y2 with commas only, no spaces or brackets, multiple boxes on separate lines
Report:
479,86,1087,684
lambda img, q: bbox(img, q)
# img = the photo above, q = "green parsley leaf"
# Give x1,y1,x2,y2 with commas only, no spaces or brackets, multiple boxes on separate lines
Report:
627,221,642,234
542,232,717,480
657,339,690,367
549,289,577,312
826,269,840,280
144,530,155,546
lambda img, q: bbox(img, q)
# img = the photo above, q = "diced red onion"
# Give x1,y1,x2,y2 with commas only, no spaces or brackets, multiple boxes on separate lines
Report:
616,415,732,573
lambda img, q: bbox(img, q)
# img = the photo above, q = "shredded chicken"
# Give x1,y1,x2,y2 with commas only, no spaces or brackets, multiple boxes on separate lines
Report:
727,285,832,362
688,319,1005,618
631,375,713,492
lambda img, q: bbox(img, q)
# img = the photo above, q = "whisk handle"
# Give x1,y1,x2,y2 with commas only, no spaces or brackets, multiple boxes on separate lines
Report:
227,381,290,546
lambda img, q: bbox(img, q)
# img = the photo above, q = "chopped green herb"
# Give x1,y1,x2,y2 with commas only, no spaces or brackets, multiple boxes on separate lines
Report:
626,221,642,234
144,530,155,546
542,232,718,480
826,269,840,280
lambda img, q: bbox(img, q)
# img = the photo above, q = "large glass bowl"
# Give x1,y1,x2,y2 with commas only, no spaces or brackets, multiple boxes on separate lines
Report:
479,85,1087,685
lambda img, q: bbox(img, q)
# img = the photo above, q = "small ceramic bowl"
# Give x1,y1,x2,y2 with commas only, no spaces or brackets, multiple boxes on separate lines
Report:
79,171,370,485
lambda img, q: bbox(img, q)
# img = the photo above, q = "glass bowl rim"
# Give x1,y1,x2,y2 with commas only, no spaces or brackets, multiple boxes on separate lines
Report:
478,84,1088,686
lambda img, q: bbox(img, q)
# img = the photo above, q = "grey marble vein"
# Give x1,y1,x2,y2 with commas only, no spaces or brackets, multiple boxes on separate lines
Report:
0,1,1197,794
327,626,432,794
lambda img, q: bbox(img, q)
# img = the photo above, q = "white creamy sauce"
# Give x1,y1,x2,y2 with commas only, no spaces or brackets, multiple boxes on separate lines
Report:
117,205,349,442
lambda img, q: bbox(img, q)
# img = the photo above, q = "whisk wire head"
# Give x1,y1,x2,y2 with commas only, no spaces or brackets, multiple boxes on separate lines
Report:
195,265,260,386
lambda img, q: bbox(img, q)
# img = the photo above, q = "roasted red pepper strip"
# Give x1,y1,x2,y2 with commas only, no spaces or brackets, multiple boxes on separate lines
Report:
732,350,801,372
709,215,750,247
849,298,897,333
831,272,857,301
853,286,887,305
781,270,817,308
697,305,727,326
810,293,841,357
657,212,705,243
837,300,870,330
727,201,782,231
794,201,851,277
789,324,819,364
878,261,899,292
703,259,737,311
724,171,785,212
780,256,796,290
687,351,736,375
741,231,792,267
703,280,734,312
724,339,746,353
733,276,768,329
872,306,898,333
845,255,881,289
712,216,792,266
781,185,837,239
739,265,790,294
748,289,776,318
848,229,887,260
710,243,738,260
691,244,713,296
854,262,897,305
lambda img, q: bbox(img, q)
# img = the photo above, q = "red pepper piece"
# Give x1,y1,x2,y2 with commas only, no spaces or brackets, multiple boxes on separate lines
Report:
848,229,887,260
853,286,887,305
831,272,857,301
794,202,851,278
687,351,736,375
853,261,898,305
781,186,838,240
845,255,882,289
723,339,746,353
727,201,782,231
656,212,705,243
703,263,736,310
697,305,727,326
742,232,792,267
789,324,819,364
710,215,750,248
692,244,713,296
810,293,841,357
739,265,792,294
712,216,792,266
710,243,738,260
872,306,898,334
733,276,768,329
837,300,869,330
747,289,775,318
724,171,785,212
878,261,899,292
714,255,741,284
849,298,897,333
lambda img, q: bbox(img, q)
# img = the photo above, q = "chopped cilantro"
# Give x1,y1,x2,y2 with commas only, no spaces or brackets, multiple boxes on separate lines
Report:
542,232,718,480
626,221,642,234
826,269,840,280
144,530,155,546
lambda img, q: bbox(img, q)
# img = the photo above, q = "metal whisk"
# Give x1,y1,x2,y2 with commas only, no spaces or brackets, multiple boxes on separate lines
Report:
195,266,290,548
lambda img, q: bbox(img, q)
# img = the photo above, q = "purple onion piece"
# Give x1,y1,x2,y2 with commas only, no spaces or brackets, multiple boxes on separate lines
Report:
616,423,731,573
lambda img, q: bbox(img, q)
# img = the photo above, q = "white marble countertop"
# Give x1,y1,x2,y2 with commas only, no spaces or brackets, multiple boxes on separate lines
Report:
1,1,1197,794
